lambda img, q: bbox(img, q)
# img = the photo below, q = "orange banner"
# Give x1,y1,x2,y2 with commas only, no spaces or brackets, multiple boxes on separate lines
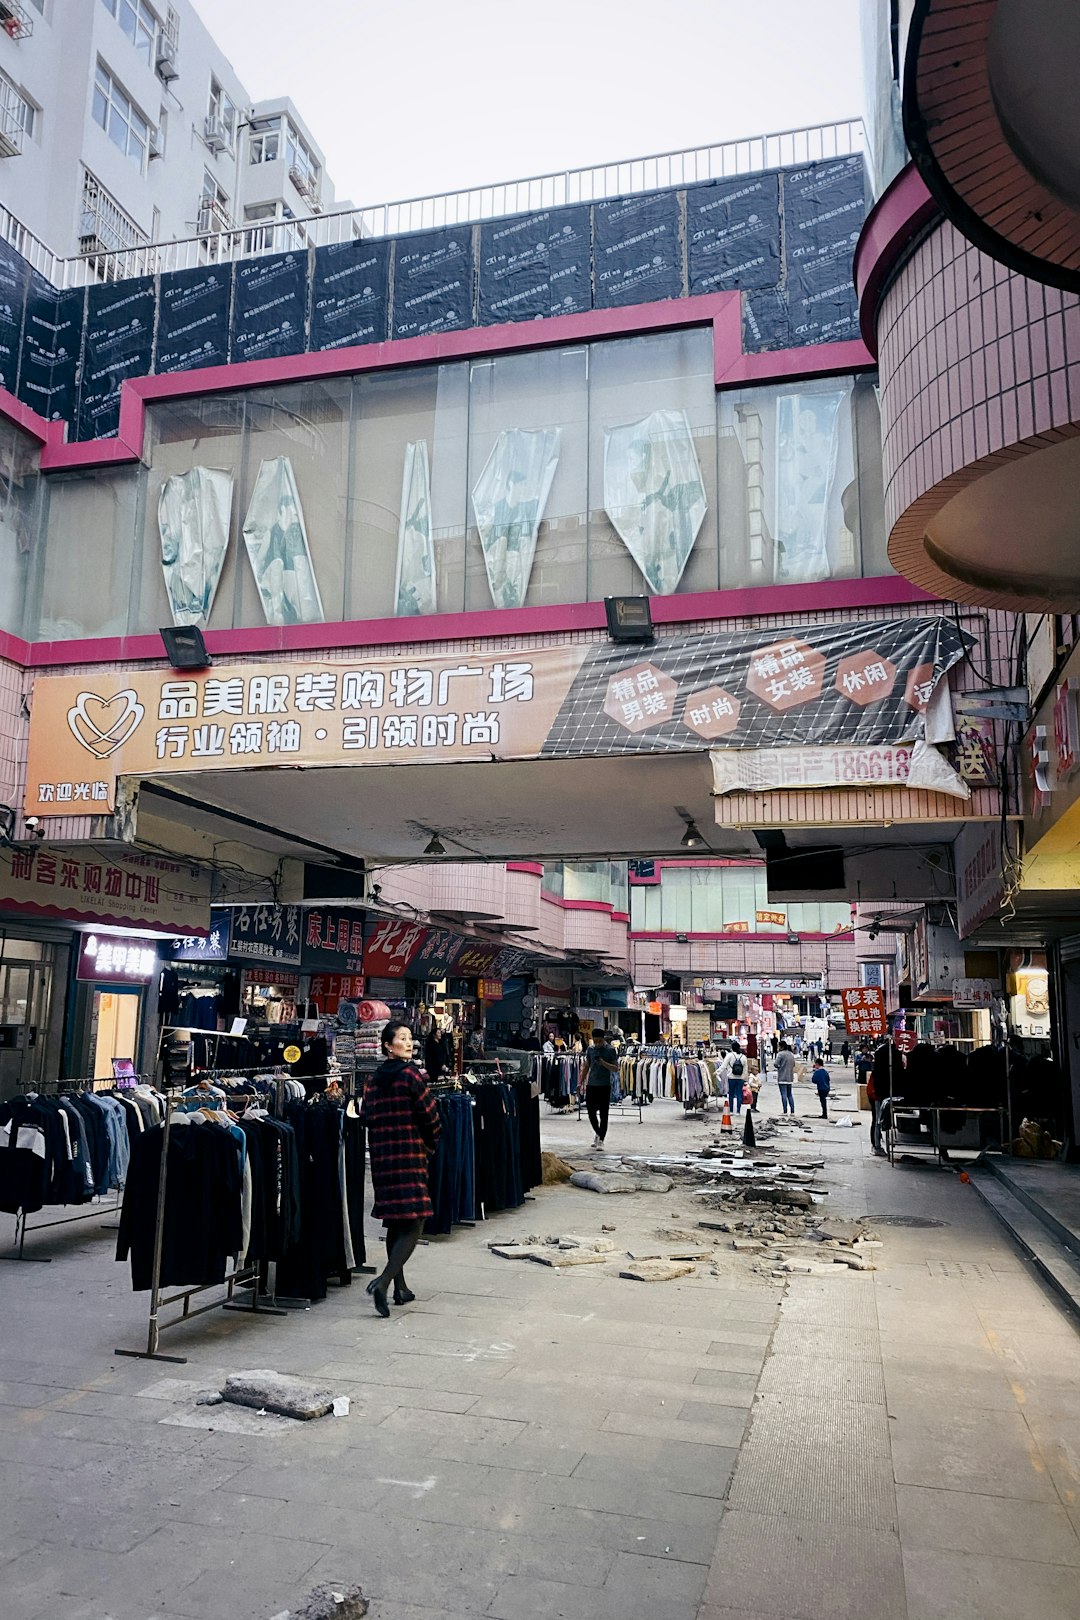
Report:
24,648,586,816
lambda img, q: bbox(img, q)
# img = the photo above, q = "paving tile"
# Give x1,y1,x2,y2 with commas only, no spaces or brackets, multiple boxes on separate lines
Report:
602,1547,709,1604
896,1484,1080,1565
883,1362,1018,1414
700,1510,907,1620
600,1405,747,1447
889,1407,1060,1501
903,1544,1080,1620
487,1571,700,1620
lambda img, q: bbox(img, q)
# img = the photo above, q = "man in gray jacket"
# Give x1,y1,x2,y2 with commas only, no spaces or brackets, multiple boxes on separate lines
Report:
775,1042,796,1115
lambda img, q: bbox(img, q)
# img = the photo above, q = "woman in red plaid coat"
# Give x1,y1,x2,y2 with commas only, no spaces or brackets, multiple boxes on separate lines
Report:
362,1020,441,1318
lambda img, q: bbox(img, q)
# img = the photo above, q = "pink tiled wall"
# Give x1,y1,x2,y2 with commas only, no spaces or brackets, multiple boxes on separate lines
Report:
878,218,1080,540
631,933,860,986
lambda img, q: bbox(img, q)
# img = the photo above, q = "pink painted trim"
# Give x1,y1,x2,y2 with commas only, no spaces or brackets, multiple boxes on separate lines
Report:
631,930,855,943
19,573,937,669
854,163,940,356
506,861,544,875
540,896,615,915
30,289,873,475
611,910,629,924
0,896,203,935
716,337,873,387
0,386,50,444
0,626,31,665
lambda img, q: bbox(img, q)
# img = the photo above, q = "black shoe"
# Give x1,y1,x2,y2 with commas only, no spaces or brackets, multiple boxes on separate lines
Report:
393,1285,415,1305
366,1278,390,1318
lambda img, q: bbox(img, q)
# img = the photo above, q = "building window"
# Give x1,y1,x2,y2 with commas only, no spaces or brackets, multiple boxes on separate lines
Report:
207,77,237,148
198,169,231,232
91,62,150,169
80,168,147,255
0,72,35,147
99,0,158,66
248,116,280,164
285,120,319,196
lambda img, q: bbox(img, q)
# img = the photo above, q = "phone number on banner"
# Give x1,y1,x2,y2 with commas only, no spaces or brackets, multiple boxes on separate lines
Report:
712,745,914,794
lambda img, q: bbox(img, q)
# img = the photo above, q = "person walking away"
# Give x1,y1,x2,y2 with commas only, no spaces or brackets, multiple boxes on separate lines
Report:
775,1042,796,1115
812,1058,831,1119
585,1028,619,1148
724,1043,746,1115
865,1059,885,1154
361,1020,440,1318
840,1040,851,1068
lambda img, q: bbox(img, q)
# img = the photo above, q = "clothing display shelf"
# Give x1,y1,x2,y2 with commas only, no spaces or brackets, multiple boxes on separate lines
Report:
114,1079,288,1364
0,1076,140,1263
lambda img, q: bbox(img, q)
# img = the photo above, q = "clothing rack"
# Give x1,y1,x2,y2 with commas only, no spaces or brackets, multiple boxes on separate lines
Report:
115,1083,288,1364
1,1076,135,1263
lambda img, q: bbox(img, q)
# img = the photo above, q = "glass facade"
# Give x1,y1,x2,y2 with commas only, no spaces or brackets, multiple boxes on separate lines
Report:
14,329,886,641
0,415,43,637
630,865,852,935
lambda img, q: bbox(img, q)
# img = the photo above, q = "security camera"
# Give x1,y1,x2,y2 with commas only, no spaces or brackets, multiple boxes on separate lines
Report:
24,817,45,839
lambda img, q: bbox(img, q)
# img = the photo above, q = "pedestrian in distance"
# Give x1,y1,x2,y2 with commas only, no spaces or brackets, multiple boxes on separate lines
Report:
811,1057,831,1119
585,1028,619,1148
840,1040,851,1067
361,1020,440,1318
721,1042,746,1115
775,1041,796,1115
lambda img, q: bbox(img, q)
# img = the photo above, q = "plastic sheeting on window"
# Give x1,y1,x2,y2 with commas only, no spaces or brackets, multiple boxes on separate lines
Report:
395,440,436,617
603,409,706,595
241,455,324,626
774,389,846,584
471,426,560,610
158,467,234,629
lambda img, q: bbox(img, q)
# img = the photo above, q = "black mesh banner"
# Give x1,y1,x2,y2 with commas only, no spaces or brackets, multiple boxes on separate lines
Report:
742,286,791,352
783,157,867,345
547,206,592,317
539,618,971,758
76,277,156,439
230,252,308,363
593,190,683,308
478,211,552,326
687,173,781,294
0,237,28,397
17,280,83,425
392,228,474,340
310,238,390,351
156,265,232,373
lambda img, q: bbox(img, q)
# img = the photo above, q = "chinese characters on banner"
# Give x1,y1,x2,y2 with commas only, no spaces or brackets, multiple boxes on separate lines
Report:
0,844,212,933
309,973,365,1013
24,619,970,817
302,908,366,974
892,1029,917,1054
225,904,302,966
841,986,887,1039
755,909,787,927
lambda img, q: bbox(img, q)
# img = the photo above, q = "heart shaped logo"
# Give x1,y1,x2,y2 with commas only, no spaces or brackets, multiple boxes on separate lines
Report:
66,690,145,759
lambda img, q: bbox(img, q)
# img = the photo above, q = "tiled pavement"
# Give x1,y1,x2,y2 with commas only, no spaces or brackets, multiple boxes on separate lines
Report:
0,1075,1077,1619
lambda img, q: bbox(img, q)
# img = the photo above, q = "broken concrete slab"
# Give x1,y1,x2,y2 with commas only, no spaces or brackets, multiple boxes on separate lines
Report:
269,1583,368,1620
489,1243,608,1267
619,1260,696,1283
222,1370,335,1421
556,1233,615,1251
569,1170,674,1194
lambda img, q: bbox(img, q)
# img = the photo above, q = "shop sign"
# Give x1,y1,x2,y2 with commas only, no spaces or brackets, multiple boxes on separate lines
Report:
302,907,366,973
954,823,1004,939
452,941,532,978
713,744,917,795
669,1005,688,1023
647,1000,663,1015
478,979,504,1001
892,1029,917,1054
78,933,158,982
841,987,886,1038
160,911,231,961
309,972,365,1013
226,904,302,966
408,928,464,980
951,978,997,1007
0,844,211,934
363,919,427,978
702,974,823,994
24,618,970,816
1053,677,1080,782
756,909,787,927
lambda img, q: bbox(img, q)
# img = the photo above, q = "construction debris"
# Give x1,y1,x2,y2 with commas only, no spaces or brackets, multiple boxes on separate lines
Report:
569,1169,675,1194
222,1371,335,1422
619,1260,696,1283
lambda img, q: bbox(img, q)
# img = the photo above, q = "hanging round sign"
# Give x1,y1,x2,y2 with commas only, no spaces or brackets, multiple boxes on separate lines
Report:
283,1044,302,1064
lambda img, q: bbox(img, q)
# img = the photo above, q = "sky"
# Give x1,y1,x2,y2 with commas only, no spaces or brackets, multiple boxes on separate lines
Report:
191,0,866,209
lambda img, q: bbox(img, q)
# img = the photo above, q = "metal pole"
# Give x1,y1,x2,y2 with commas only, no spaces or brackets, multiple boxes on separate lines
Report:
144,1095,174,1358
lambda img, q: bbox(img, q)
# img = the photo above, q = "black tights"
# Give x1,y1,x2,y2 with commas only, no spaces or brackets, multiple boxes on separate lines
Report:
380,1218,424,1293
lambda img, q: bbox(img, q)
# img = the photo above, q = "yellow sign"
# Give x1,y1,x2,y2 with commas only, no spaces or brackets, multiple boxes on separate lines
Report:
24,650,585,815
283,1044,302,1064
756,909,787,927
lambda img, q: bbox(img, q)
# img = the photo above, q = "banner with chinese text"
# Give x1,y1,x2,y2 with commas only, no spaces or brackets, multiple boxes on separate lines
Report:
0,845,212,934
23,619,970,816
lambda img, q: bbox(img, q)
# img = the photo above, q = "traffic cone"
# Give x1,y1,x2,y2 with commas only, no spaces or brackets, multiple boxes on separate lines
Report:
743,1107,756,1149
720,1099,732,1132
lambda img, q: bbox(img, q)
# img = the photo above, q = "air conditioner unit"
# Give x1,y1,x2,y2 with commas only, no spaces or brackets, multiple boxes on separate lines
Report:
148,127,164,160
289,164,319,206
197,197,231,235
155,36,179,82
203,115,229,154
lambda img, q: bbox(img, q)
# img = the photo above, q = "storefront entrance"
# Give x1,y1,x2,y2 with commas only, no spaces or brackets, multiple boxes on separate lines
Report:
89,986,143,1082
0,940,55,1098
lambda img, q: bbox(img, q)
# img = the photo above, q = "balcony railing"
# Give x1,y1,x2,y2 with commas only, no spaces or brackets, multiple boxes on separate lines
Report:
1,117,864,289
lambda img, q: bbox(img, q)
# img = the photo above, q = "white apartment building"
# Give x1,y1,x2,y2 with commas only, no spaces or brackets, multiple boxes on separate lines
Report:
0,0,342,265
